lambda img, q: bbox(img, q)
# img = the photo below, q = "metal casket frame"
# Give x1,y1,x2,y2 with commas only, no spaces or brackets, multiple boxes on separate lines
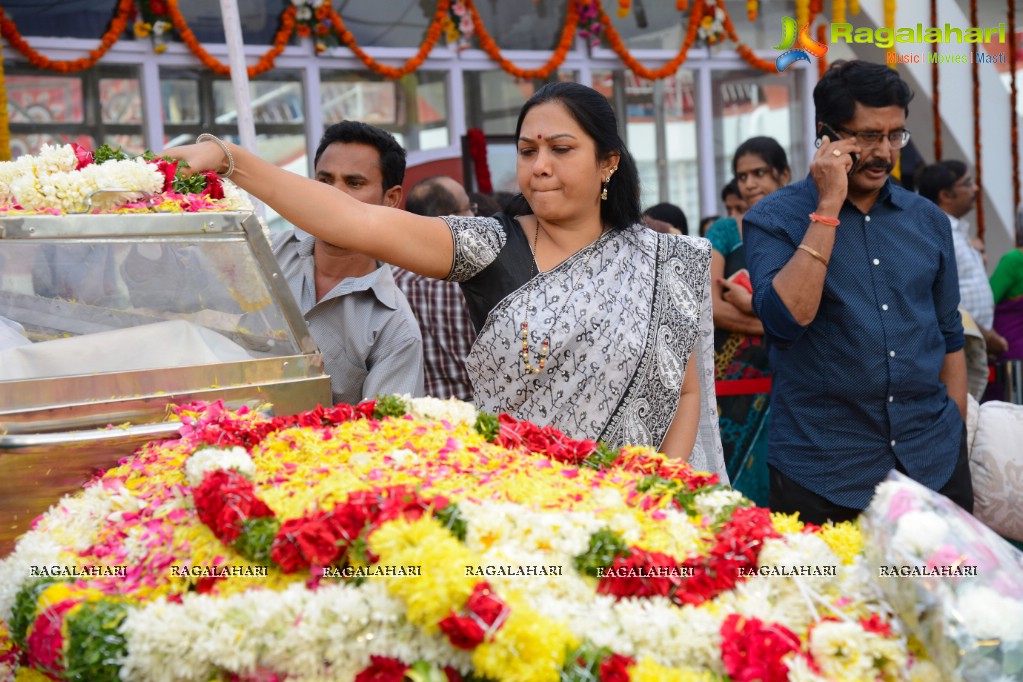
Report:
0,211,331,555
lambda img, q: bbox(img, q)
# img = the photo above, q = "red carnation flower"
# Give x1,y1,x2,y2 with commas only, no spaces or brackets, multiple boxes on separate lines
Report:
271,511,343,573
25,598,77,674
465,581,507,628
70,143,93,170
438,612,486,649
202,171,225,200
152,158,178,193
860,614,893,637
354,656,409,682
150,0,168,15
194,469,274,544
599,653,635,682
720,614,801,682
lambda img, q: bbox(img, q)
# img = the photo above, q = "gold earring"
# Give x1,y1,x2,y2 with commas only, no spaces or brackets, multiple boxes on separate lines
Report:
601,178,609,201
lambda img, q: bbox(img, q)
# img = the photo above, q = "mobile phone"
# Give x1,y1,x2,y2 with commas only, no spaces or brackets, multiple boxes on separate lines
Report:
725,268,753,294
817,123,858,175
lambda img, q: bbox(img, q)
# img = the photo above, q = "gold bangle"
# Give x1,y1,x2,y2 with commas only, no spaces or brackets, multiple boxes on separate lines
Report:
797,243,829,268
195,133,235,178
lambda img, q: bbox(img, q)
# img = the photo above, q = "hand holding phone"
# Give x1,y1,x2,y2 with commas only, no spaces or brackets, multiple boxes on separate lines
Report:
725,268,753,294
817,123,858,175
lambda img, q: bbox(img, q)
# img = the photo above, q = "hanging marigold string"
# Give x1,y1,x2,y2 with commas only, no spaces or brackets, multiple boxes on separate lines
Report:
1009,0,1019,224
930,0,941,160
833,0,847,25
597,0,702,80
466,0,578,80
328,0,450,79
747,0,758,22
816,23,827,78
0,0,133,73
970,0,984,239
166,0,294,77
719,0,776,73
795,0,809,31
883,0,897,65
0,29,10,161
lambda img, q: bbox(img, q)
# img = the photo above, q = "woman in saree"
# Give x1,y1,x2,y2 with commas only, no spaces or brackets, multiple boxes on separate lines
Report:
165,82,725,478
987,246,1023,401
706,137,790,479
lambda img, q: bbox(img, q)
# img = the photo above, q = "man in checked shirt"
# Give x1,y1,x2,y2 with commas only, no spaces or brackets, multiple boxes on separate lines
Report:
391,176,477,401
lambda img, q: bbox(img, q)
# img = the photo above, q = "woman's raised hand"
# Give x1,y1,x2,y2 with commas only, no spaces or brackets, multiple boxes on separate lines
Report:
162,140,230,177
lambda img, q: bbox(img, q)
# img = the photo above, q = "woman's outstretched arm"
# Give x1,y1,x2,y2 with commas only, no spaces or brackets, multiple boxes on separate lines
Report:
163,140,455,279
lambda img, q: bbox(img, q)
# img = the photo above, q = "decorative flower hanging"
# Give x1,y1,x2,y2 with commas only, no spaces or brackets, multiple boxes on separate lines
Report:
697,2,727,46
135,0,175,54
577,1,604,49
442,1,474,51
291,0,337,53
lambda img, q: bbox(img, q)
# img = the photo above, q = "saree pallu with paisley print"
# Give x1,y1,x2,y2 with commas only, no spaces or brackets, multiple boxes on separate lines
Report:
465,224,725,479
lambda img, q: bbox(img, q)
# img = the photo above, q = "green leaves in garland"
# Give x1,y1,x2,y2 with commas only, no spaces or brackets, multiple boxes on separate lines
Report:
63,600,130,682
9,578,66,649
573,528,630,578
473,411,499,442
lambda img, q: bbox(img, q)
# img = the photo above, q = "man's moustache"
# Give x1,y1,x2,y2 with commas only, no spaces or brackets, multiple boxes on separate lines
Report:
856,161,894,174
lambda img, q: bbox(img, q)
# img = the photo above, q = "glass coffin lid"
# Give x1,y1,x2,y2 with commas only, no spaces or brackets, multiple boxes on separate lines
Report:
0,212,331,555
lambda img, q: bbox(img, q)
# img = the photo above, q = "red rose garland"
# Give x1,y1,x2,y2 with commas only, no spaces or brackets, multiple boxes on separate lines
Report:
720,614,802,682
466,128,493,194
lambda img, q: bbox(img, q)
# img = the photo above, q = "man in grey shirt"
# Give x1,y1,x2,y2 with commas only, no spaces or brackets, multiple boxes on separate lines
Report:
272,121,424,405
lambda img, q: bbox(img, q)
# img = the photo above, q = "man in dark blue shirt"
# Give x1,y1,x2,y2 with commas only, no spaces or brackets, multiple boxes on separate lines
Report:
743,60,972,524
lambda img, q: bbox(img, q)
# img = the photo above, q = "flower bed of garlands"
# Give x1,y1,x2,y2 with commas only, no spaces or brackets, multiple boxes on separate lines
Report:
0,143,251,215
0,396,939,682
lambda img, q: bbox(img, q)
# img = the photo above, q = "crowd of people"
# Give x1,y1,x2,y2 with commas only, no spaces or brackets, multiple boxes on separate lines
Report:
161,58,1022,526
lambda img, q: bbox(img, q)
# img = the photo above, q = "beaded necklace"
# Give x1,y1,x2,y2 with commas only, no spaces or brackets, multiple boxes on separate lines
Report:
519,222,603,375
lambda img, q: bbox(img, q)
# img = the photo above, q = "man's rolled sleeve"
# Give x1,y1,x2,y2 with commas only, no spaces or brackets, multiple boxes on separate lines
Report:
744,210,809,349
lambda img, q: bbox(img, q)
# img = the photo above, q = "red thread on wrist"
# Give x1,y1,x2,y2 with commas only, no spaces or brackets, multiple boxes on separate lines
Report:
809,212,840,227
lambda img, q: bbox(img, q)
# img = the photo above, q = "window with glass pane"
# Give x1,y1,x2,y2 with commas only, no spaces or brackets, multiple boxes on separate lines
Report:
711,68,807,204
463,69,576,136
593,69,700,229
320,71,448,152
5,65,143,159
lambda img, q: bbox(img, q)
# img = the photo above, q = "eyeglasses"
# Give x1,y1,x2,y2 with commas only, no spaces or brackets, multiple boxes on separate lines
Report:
837,127,911,149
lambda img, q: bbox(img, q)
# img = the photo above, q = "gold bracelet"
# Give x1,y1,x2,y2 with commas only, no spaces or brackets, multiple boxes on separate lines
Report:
797,243,829,268
195,133,235,178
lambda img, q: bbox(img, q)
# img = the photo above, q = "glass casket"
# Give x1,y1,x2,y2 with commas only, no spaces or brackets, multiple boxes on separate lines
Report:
0,212,331,554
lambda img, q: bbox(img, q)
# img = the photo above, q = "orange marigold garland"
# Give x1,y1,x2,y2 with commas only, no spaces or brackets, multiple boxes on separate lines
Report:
833,0,847,25
617,0,631,18
719,0,776,73
0,0,133,73
598,0,701,80
747,0,758,22
467,0,578,80
166,0,295,77
816,23,828,78
0,30,9,161
328,0,449,79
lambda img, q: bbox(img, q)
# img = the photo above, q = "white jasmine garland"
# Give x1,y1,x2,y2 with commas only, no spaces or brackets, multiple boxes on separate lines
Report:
120,581,468,681
0,531,66,622
219,179,254,211
690,487,748,523
184,446,257,486
407,396,478,426
808,620,881,679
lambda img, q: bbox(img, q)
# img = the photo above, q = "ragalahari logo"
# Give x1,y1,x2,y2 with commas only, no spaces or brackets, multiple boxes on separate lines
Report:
774,17,828,72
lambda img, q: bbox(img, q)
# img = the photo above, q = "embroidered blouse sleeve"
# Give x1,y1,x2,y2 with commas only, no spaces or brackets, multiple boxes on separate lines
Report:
441,216,507,283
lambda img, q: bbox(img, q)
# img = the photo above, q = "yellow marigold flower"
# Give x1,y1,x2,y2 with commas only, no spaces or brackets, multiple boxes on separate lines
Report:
472,592,578,682
629,657,717,682
370,517,477,627
817,521,863,565
36,582,76,611
15,668,54,682
771,511,805,535
134,21,152,38
154,43,168,54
